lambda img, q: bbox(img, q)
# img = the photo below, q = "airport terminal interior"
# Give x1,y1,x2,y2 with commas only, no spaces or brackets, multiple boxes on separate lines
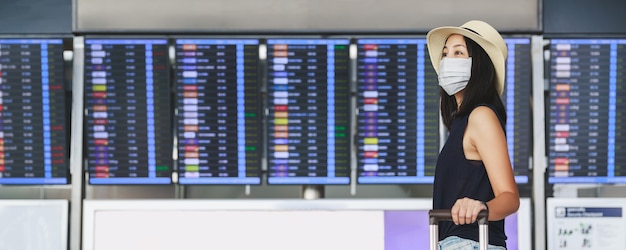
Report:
1,0,626,249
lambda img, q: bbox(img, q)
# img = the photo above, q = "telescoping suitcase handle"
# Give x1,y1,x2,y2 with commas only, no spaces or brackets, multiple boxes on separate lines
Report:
428,209,489,250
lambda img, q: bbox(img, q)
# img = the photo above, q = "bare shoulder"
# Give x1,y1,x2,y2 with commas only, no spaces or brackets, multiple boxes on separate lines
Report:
468,106,501,129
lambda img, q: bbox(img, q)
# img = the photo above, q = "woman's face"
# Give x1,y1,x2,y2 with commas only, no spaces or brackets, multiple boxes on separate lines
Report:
442,34,469,59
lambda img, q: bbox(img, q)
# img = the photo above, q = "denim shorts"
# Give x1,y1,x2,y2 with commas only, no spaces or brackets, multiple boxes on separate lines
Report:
439,236,506,250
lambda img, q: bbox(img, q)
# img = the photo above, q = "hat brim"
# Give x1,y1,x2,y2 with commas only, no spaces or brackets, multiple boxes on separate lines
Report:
426,26,506,96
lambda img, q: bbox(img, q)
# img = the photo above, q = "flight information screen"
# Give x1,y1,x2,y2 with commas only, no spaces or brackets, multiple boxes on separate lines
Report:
175,39,262,184
84,39,172,185
355,39,440,184
548,39,626,183
356,38,532,184
0,39,68,184
501,38,532,184
266,39,351,184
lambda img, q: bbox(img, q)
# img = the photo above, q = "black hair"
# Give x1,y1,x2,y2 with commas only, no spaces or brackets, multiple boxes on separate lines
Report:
439,36,506,130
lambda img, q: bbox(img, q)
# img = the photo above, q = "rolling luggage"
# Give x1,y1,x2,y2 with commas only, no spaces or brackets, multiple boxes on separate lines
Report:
428,209,489,250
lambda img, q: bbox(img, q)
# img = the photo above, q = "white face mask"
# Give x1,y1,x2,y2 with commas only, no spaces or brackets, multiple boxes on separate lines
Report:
438,57,472,96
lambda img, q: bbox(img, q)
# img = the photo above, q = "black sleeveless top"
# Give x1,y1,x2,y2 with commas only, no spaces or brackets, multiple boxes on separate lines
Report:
432,104,507,247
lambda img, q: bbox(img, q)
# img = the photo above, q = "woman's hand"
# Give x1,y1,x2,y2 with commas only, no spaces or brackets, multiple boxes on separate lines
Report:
450,197,488,225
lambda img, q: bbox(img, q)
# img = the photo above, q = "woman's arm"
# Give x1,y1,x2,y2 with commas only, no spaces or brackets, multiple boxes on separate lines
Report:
451,106,520,225
466,106,520,221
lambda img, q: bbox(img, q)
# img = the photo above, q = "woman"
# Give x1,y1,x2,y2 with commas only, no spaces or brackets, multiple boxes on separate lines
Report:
427,20,520,249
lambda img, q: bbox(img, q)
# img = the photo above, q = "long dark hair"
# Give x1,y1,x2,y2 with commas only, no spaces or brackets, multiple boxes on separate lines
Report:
439,36,506,130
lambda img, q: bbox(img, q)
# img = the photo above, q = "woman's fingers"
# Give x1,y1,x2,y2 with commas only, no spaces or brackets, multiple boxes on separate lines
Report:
451,198,484,225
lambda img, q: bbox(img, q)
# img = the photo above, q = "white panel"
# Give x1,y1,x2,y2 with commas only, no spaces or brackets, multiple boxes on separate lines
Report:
82,199,431,250
0,200,68,250
547,198,626,250
70,36,85,250
518,198,532,250
531,35,547,250
94,210,384,250
83,199,530,250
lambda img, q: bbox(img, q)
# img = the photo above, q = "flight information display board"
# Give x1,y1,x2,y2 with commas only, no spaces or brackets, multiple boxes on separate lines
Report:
548,39,626,183
355,39,440,184
356,38,532,184
266,39,351,184
0,39,68,184
501,38,532,184
84,39,172,184
175,39,262,184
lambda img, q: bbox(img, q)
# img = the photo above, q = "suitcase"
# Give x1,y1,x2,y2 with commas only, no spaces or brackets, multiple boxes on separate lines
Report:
428,209,489,250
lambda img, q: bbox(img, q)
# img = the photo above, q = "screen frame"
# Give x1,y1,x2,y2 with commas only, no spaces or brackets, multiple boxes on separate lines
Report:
264,38,353,185
353,37,438,185
0,37,71,185
546,38,626,184
82,36,174,185
172,37,264,185
352,35,534,185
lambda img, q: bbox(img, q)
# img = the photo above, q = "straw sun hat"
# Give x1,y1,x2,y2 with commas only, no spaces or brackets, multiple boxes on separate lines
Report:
426,20,508,96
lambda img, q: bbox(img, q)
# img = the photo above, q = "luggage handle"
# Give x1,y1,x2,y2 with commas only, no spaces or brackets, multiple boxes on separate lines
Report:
428,209,489,250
